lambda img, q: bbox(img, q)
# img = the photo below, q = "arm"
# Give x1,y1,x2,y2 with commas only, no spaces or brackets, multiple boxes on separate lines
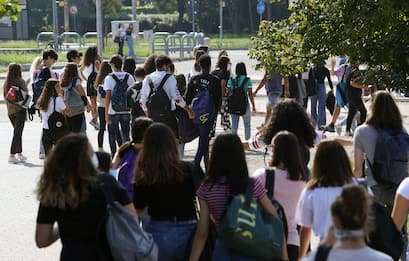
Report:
35,224,60,248
350,80,367,89
189,199,210,261
220,79,227,98
80,65,87,81
299,226,312,258
392,194,409,230
283,77,290,98
353,147,364,178
253,75,267,96
76,84,91,112
105,90,112,124
248,88,256,112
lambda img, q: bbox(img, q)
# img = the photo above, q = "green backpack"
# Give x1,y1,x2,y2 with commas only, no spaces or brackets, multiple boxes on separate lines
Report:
219,178,284,260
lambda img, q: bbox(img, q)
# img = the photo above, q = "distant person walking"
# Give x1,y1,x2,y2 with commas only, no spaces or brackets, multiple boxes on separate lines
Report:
125,24,135,57
115,23,125,57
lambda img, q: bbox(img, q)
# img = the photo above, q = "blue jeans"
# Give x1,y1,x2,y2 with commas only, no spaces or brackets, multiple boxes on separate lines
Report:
108,113,130,156
146,220,197,261
231,103,251,140
126,37,135,57
195,120,214,171
310,83,326,127
267,92,281,107
212,240,256,261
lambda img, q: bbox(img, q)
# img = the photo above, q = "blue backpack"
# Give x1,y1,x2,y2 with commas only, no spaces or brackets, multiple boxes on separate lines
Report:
117,146,139,199
111,73,130,112
32,68,54,107
368,129,409,186
192,86,215,125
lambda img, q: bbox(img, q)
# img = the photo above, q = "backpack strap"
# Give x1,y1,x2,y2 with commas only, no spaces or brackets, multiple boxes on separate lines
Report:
147,73,171,97
244,178,255,209
239,77,249,90
314,245,332,261
265,168,275,199
53,96,57,113
111,73,120,83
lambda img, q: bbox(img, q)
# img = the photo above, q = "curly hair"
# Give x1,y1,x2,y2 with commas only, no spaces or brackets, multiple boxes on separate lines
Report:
262,99,316,147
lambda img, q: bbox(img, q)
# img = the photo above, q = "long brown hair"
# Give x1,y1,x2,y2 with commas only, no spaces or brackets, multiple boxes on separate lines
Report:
366,91,403,130
60,63,79,87
36,134,98,209
83,46,98,67
135,123,184,185
94,61,112,89
3,63,24,92
307,140,353,189
36,79,59,111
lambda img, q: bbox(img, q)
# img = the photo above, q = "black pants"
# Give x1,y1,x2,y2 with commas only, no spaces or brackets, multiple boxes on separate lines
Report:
42,128,55,156
346,91,366,133
67,113,85,133
8,110,26,154
98,107,106,148
287,244,299,261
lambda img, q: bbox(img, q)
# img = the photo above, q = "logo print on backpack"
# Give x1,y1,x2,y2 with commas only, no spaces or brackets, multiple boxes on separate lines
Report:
191,78,216,124
111,73,130,112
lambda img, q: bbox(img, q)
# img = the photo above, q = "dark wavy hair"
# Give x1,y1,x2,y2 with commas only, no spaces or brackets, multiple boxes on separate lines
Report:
117,117,153,158
143,54,157,75
123,57,136,76
262,99,316,147
94,61,112,89
36,134,97,209
36,79,59,111
83,46,98,67
207,133,249,195
366,91,402,130
216,55,230,72
135,123,184,185
60,63,79,87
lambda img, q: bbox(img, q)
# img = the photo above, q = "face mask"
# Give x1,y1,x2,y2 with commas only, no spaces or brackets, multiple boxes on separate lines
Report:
333,228,364,240
91,153,99,169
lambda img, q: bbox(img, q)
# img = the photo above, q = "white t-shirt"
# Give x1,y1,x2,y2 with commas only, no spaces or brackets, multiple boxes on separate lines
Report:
397,177,409,200
253,168,306,246
295,186,343,238
103,72,135,114
301,246,393,261
41,96,66,129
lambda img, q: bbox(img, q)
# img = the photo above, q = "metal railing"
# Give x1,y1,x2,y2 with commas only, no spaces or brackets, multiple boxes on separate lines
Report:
82,32,97,47
59,32,82,49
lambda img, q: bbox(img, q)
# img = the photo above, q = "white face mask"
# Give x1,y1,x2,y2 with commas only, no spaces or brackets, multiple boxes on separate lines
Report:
91,153,99,169
333,228,364,240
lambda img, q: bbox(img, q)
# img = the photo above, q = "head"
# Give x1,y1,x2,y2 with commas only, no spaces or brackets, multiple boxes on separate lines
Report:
42,49,58,67
270,131,304,181
331,185,371,236
168,63,175,74
366,91,402,130
128,24,134,29
83,46,99,67
109,55,123,71
134,67,146,81
36,79,61,111
144,54,157,75
36,133,98,209
66,49,82,64
307,140,353,189
123,57,136,76
135,123,184,185
216,55,230,72
155,55,173,71
131,117,154,144
61,63,79,87
198,54,211,73
119,23,124,28
218,49,228,59
95,151,112,173
235,62,247,76
4,63,22,88
208,133,249,195
94,61,112,87
262,99,316,147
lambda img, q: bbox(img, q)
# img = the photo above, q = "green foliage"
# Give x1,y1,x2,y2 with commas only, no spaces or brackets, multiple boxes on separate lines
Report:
251,0,409,90
138,13,191,32
0,0,21,21
150,0,177,14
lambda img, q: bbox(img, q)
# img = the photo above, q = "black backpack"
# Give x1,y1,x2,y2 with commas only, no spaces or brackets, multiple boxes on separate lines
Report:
110,73,130,112
32,68,53,108
86,63,97,97
127,82,145,118
264,169,289,239
47,97,69,141
146,74,172,121
227,77,249,115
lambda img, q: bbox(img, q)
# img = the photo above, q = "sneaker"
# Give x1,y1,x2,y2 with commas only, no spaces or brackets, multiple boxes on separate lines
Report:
39,153,45,160
89,118,100,131
8,156,20,164
16,154,27,162
322,123,335,132
345,131,352,137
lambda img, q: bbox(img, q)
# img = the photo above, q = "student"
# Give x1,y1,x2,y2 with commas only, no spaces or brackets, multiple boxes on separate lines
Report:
127,67,146,122
185,55,222,170
123,57,136,79
310,65,333,129
36,79,69,155
104,55,135,156
35,134,135,260
302,185,392,261
133,123,198,261
189,133,286,260
61,63,91,133
3,63,28,163
253,131,306,261
143,54,157,75
296,140,354,259
227,62,256,140
66,49,82,65
211,55,231,132
125,24,135,57
116,23,125,56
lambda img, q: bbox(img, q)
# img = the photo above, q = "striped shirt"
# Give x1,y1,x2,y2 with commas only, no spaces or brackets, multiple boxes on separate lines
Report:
196,177,266,230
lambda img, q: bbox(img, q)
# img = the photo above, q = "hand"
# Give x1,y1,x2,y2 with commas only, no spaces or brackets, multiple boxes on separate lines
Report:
322,226,336,246
253,90,258,97
105,114,112,125
188,110,195,120
252,106,257,112
86,104,91,113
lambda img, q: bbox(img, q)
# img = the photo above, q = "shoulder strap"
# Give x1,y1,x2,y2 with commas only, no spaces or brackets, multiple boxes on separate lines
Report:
111,73,119,82
158,73,171,90
265,168,275,199
53,96,57,112
239,77,249,89
341,65,347,82
123,73,129,82
314,245,332,261
244,178,255,208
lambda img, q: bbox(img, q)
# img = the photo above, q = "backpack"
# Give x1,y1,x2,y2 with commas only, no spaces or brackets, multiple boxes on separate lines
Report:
117,146,139,199
111,73,130,112
226,77,249,115
87,63,97,97
335,65,348,107
6,86,31,109
306,67,318,96
65,79,85,117
326,91,335,115
176,107,199,143
146,74,172,121
32,68,54,108
367,129,409,186
100,177,158,261
127,82,145,117
47,97,69,141
191,82,216,125
219,178,284,260
264,169,289,239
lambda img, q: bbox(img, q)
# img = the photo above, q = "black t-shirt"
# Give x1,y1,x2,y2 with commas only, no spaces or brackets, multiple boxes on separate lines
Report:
126,81,145,117
185,73,222,112
36,174,130,261
345,66,361,97
211,68,230,81
133,161,197,219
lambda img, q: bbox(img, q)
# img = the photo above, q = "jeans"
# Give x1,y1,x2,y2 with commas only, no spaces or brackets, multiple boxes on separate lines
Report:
231,103,251,140
212,239,256,261
346,91,366,133
146,220,197,261
267,92,281,107
310,83,326,127
8,110,26,154
126,36,135,57
67,113,85,133
108,113,130,156
195,121,214,171
118,39,124,56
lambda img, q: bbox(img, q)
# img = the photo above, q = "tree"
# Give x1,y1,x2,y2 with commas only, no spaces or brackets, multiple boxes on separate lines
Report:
250,0,409,90
0,0,21,21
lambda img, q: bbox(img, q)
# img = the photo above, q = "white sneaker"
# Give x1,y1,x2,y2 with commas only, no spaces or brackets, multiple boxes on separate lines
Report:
39,153,45,160
16,154,27,162
8,156,20,164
